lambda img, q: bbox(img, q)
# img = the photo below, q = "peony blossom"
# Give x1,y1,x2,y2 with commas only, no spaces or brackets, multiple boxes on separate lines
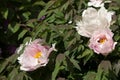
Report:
76,6,114,37
88,29,117,56
88,0,103,7
17,39,56,71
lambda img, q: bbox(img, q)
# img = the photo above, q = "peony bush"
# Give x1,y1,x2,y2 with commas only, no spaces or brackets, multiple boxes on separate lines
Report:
0,0,120,80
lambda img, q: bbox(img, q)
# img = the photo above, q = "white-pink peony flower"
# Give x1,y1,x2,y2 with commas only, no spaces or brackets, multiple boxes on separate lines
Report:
76,6,114,37
17,39,56,71
88,29,117,56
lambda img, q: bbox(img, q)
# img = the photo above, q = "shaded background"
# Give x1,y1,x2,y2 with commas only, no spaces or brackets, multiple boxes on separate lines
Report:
0,0,120,80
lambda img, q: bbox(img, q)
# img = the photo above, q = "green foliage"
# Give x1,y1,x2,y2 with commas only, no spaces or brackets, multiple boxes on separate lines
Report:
8,23,20,33
0,0,120,80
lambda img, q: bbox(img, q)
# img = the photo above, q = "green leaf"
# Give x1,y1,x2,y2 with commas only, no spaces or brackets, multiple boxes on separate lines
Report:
83,71,96,80
26,22,34,28
46,14,56,23
98,60,112,73
56,54,65,63
55,10,64,18
0,60,9,73
7,53,19,64
52,61,62,80
8,23,20,33
70,58,81,70
118,14,120,25
77,49,93,65
37,10,47,20
95,60,112,80
63,30,73,40
18,29,28,40
60,1,69,11
32,24,45,40
66,38,76,49
44,1,55,10
95,70,103,80
14,24,20,33
114,34,120,41
0,54,18,73
8,68,18,80
24,73,33,80
113,60,120,76
23,37,31,44
37,0,56,19
14,72,24,80
52,54,65,80
55,19,66,24
33,1,46,6
22,12,31,20
3,9,8,19
77,45,84,52
64,51,70,56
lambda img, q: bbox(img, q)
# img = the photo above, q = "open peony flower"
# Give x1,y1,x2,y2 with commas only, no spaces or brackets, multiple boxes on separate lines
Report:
88,29,117,56
17,39,56,71
76,6,114,37
88,0,103,7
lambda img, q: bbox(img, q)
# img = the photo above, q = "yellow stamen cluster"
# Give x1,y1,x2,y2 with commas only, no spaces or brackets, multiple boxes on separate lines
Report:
98,37,107,44
34,52,42,58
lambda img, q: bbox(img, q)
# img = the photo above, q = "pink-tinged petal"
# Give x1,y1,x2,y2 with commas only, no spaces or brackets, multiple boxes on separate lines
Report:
18,52,38,70
47,43,57,57
112,42,117,50
32,39,43,44
88,29,117,56
38,58,49,66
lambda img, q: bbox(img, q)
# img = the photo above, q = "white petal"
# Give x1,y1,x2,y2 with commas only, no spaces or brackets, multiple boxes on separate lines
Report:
76,6,114,37
16,44,24,54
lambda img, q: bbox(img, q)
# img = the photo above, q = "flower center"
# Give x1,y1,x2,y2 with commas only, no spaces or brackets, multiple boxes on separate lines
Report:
34,52,42,58
98,37,107,44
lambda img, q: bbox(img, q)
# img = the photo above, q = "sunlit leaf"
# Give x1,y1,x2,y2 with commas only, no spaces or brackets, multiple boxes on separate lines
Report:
22,12,31,20
3,9,8,19
18,30,28,40
37,10,47,20
8,23,20,33
23,37,31,44
77,49,93,65
26,22,34,28
95,69,103,80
